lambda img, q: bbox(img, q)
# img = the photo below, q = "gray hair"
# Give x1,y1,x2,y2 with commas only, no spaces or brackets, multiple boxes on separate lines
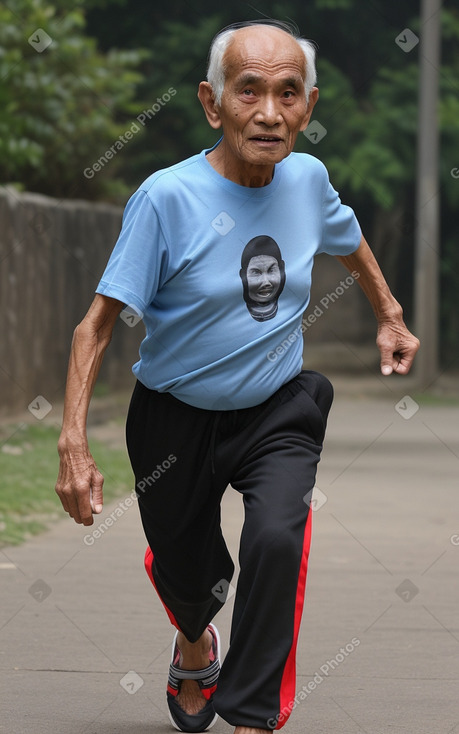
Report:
207,21,317,106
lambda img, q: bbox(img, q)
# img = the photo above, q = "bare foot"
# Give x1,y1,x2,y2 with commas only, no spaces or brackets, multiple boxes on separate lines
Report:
234,728,271,733
175,628,213,716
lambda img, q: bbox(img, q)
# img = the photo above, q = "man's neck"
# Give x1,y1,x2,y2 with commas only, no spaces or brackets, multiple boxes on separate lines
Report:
206,143,274,188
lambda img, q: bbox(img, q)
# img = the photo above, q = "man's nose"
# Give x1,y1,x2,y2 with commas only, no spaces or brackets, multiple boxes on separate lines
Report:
254,95,282,126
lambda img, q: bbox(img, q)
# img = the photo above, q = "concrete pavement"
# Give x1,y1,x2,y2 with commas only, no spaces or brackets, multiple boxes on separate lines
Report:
1,383,459,734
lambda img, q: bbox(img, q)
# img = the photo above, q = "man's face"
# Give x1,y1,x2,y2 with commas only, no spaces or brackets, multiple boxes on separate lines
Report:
246,255,281,303
212,27,317,170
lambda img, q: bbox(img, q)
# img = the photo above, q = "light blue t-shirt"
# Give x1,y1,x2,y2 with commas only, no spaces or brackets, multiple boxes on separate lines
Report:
96,145,361,409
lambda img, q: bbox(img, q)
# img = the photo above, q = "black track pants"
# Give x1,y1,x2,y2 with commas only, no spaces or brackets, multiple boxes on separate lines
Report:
125,370,333,730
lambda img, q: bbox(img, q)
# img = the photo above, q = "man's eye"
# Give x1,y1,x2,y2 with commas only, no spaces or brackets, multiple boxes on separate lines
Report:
242,89,255,96
283,91,295,98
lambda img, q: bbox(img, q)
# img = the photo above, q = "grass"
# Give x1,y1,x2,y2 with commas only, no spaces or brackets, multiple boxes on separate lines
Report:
0,422,133,548
412,392,459,407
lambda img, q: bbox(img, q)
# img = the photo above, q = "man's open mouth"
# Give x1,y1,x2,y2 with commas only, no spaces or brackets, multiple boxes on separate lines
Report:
250,136,282,142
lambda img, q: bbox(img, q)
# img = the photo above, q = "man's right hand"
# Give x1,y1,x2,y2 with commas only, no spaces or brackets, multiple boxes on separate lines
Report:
54,295,124,526
55,443,104,525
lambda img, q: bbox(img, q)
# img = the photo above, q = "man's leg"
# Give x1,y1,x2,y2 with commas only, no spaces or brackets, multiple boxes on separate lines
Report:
126,381,234,717
213,371,333,730
125,372,332,730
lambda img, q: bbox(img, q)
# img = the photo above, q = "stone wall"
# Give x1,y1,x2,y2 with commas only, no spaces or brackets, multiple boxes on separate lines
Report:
0,188,141,416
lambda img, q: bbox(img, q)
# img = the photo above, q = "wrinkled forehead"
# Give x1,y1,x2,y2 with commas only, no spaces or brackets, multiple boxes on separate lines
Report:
223,27,306,83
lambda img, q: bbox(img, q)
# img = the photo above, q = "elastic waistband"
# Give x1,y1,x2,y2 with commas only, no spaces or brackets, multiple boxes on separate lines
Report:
135,371,309,415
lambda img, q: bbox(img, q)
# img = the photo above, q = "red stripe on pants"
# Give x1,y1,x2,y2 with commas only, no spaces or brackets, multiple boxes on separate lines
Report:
276,508,313,729
144,546,181,631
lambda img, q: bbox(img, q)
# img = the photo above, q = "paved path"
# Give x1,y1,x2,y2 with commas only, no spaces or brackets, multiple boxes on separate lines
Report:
1,384,459,734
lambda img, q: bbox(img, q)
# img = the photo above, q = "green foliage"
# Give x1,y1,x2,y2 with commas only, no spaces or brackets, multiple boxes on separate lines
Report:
118,15,223,184
314,0,353,8
304,63,419,211
1,0,458,362
0,0,146,199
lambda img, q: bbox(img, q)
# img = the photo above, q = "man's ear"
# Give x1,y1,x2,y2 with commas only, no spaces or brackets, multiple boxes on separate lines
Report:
300,87,319,132
198,82,222,130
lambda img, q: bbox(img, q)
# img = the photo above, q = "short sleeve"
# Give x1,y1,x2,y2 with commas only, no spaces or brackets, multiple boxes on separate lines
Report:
317,175,361,256
96,189,168,314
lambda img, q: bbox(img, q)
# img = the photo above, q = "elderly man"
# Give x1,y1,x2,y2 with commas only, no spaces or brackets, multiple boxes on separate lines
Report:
55,19,419,734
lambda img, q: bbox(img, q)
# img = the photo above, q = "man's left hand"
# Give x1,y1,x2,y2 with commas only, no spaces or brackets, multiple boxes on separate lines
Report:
376,318,420,376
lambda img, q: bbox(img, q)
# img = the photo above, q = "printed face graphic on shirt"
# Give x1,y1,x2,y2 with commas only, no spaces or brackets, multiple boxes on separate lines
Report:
246,255,281,302
240,236,286,322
